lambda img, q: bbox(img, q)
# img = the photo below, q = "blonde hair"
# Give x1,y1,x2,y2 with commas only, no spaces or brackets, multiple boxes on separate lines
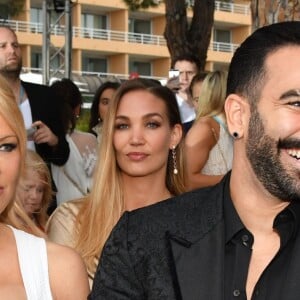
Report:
74,79,185,274
17,149,53,228
195,70,228,120
0,75,44,237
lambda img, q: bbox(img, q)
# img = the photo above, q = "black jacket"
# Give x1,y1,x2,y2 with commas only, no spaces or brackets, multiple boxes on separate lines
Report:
90,173,300,300
22,80,69,165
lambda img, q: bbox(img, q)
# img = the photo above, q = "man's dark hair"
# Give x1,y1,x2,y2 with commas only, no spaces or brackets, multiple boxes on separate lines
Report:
172,54,200,71
227,21,300,106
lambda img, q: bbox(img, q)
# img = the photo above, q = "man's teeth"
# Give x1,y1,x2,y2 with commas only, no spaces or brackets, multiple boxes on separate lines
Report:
288,149,300,159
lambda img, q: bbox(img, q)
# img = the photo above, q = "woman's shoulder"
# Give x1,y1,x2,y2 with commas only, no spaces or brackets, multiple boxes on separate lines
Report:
46,241,90,298
72,130,97,142
46,198,86,245
49,198,84,221
186,116,218,143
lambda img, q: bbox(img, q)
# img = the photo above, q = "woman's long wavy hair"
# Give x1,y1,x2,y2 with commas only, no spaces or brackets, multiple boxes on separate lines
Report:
75,78,186,274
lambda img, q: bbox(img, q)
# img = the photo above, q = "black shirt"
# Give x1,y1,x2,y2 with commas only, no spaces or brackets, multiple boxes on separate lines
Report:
224,183,300,300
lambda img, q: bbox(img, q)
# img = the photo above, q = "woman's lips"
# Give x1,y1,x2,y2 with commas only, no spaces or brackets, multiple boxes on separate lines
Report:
127,152,148,161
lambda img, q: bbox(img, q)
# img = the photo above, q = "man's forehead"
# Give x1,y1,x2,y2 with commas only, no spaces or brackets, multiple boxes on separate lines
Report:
174,60,197,71
0,27,17,39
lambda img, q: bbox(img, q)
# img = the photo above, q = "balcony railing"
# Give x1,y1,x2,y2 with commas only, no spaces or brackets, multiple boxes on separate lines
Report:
210,41,239,53
215,1,251,15
186,0,250,14
72,27,167,46
1,18,239,54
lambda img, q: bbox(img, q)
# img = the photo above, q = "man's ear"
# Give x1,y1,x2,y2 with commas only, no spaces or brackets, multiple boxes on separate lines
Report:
225,94,249,138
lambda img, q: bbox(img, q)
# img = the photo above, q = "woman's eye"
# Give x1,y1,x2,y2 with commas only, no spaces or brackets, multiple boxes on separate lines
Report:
100,99,109,105
147,122,160,129
0,143,17,152
115,123,129,130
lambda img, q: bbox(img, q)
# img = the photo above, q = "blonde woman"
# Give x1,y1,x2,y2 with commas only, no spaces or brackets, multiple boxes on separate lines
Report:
46,78,185,286
17,149,53,231
184,70,233,190
0,75,89,299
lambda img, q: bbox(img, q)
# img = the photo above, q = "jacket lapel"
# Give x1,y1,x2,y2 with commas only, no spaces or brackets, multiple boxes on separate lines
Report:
169,221,225,300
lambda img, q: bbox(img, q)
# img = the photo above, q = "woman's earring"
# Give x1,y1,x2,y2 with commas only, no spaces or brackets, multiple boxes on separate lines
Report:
172,145,178,175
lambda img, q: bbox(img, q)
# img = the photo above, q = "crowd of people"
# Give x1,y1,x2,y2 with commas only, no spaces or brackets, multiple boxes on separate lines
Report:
0,21,300,299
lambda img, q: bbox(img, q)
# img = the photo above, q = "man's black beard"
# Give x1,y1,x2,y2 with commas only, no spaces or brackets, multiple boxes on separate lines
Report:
246,106,300,202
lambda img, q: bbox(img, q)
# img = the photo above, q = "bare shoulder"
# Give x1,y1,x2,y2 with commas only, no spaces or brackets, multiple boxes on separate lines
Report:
186,117,217,146
47,241,90,299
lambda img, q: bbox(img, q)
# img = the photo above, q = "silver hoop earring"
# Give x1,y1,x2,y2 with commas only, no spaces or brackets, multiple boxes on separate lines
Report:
172,145,178,175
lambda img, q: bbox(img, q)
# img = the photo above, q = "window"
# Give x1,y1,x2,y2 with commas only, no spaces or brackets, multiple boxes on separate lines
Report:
82,56,107,73
0,5,9,19
213,29,232,52
214,29,231,43
81,14,107,29
31,7,43,23
129,61,151,76
129,19,151,34
81,13,108,38
31,52,42,69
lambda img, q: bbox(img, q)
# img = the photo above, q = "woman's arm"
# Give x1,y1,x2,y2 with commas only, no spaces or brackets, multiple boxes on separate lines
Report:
47,242,90,299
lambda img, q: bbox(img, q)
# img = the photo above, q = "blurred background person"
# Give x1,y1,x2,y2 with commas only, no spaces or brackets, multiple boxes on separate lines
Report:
189,71,208,110
0,25,70,214
184,70,233,190
0,74,89,299
46,78,185,287
88,81,121,143
50,78,97,205
17,149,53,232
172,54,199,133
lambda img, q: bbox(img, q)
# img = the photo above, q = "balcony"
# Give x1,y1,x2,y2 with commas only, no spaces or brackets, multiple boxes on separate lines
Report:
2,19,239,54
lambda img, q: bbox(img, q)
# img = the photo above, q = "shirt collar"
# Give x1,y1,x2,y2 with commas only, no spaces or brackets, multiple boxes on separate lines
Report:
224,181,300,244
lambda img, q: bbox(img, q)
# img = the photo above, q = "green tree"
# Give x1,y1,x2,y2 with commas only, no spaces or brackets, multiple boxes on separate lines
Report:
123,0,214,70
0,0,25,17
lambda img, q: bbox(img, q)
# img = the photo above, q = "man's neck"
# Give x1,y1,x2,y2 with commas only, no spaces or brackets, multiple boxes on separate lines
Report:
6,77,22,104
229,164,289,234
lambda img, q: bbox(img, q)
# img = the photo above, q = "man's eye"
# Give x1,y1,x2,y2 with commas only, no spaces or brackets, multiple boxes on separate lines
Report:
0,143,17,152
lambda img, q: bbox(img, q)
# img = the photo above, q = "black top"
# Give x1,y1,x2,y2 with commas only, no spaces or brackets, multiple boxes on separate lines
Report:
90,173,300,300
224,180,300,300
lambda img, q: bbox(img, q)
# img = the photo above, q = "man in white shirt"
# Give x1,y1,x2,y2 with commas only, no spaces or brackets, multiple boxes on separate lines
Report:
172,55,199,133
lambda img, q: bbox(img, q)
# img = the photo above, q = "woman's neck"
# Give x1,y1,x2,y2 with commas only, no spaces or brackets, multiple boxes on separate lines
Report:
122,174,171,211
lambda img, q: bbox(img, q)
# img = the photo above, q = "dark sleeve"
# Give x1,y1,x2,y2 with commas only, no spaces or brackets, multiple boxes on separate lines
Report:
89,213,144,300
23,82,70,165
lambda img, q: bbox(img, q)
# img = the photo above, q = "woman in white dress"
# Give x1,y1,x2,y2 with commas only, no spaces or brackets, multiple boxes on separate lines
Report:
0,75,89,299
184,70,233,190
50,79,98,205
